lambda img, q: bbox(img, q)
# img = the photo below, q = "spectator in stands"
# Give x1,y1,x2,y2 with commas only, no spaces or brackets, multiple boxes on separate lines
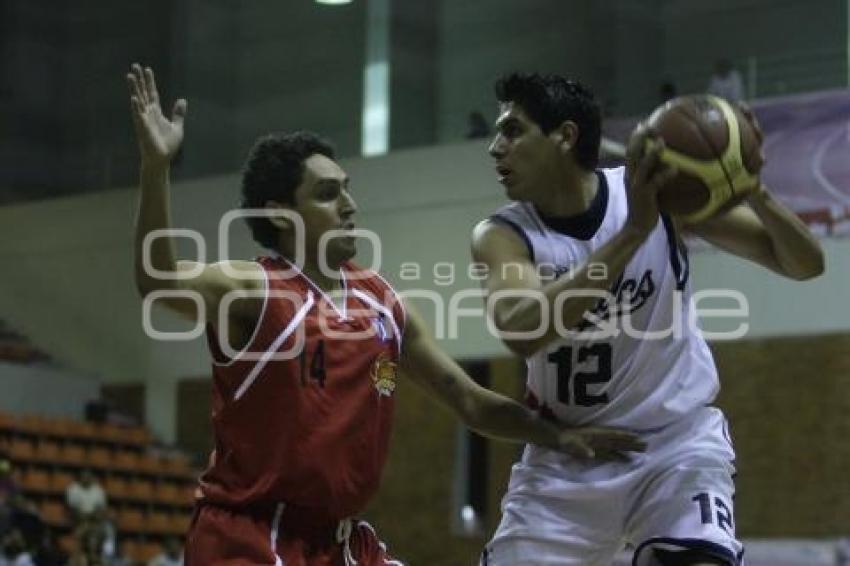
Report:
147,537,182,566
0,454,17,536
0,456,42,553
466,110,491,139
707,57,745,102
0,529,35,566
31,530,67,566
65,471,106,521
106,539,133,566
68,520,106,566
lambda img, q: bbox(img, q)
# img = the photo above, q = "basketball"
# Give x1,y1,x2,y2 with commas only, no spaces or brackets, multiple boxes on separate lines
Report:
645,95,762,222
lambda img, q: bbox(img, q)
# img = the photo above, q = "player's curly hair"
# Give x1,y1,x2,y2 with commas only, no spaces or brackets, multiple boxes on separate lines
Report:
240,131,336,250
494,72,601,170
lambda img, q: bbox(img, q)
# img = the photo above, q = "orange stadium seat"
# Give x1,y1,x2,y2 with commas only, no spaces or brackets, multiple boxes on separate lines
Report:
155,481,180,505
58,443,87,466
136,541,162,563
169,512,192,535
100,424,125,445
125,427,152,447
40,417,67,438
138,453,163,475
128,479,154,501
8,438,36,462
16,414,49,436
39,500,70,528
48,470,74,494
65,420,96,442
104,475,130,500
116,508,145,532
58,534,77,556
34,440,61,463
19,468,50,493
87,446,112,470
148,511,171,534
114,450,140,471
0,412,15,432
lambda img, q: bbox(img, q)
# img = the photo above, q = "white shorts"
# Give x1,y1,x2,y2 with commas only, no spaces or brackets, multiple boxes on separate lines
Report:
481,406,742,566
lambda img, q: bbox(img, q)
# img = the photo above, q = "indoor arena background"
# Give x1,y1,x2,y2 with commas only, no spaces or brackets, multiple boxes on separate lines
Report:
1,1,849,564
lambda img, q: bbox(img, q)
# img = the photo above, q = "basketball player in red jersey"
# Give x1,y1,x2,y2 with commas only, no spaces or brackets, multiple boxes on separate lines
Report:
127,64,644,565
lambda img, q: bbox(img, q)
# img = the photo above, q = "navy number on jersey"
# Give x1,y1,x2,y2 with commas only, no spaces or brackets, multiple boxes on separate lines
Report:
692,492,734,533
548,343,612,406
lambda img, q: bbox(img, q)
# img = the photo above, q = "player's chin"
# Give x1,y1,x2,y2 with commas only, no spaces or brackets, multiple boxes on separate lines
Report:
330,239,358,263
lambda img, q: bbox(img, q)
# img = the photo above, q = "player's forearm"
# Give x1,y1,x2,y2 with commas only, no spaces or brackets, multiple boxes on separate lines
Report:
134,163,180,295
747,189,824,280
463,387,559,446
502,228,647,355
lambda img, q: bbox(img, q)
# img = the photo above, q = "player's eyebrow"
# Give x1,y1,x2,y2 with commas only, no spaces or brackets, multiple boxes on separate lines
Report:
315,177,349,188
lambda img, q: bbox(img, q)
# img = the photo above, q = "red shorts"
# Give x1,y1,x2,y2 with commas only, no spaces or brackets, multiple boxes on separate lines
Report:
184,502,403,566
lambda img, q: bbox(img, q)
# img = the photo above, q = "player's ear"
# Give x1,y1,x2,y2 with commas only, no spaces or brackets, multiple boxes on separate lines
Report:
265,200,294,231
553,120,579,155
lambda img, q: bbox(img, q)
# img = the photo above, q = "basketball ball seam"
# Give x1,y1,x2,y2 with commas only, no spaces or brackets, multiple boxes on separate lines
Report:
671,104,737,199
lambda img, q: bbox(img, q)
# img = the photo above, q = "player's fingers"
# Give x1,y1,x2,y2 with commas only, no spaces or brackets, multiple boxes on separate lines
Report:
625,122,650,169
586,430,647,452
172,98,188,126
129,95,143,119
593,448,632,463
126,73,144,106
131,63,148,105
144,66,160,106
634,137,663,188
560,435,595,460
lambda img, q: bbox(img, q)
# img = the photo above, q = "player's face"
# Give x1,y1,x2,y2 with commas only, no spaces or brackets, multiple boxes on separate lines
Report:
292,154,358,268
488,102,562,201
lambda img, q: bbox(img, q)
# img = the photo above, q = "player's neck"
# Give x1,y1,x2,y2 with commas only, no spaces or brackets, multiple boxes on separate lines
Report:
300,258,343,295
534,168,598,217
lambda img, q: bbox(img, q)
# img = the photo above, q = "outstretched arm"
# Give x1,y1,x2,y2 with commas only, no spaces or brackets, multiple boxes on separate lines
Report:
127,63,260,324
128,63,188,298
399,299,646,461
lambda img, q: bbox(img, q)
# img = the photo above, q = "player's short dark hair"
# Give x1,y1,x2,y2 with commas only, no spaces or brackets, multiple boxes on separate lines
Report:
240,131,336,250
494,72,601,170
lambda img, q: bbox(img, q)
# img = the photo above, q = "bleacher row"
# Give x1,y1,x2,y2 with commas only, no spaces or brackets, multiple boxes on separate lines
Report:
0,412,199,561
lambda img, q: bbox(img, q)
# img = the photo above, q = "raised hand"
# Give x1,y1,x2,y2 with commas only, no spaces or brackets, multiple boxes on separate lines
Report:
126,63,187,167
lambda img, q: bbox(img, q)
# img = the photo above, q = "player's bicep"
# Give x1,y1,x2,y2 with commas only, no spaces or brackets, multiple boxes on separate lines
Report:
471,220,544,329
151,261,261,323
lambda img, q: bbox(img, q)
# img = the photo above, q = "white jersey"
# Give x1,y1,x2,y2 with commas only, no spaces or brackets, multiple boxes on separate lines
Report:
492,166,719,431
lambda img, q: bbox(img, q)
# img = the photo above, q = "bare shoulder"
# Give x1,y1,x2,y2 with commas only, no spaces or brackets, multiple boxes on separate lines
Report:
471,218,530,263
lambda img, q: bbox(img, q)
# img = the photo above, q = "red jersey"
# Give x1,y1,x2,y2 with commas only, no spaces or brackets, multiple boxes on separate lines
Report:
199,257,405,524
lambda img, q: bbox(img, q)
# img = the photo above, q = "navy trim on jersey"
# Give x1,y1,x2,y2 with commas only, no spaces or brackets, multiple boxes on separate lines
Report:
490,215,536,262
632,537,739,566
535,170,609,241
660,214,690,291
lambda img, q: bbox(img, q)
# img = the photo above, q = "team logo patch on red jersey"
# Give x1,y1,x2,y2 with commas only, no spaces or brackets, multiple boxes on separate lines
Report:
370,352,397,397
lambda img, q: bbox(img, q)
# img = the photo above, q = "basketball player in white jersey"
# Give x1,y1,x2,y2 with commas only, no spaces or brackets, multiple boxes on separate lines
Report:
472,73,824,566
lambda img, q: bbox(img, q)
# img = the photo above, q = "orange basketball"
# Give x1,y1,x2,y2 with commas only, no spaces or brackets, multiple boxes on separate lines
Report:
645,95,762,222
